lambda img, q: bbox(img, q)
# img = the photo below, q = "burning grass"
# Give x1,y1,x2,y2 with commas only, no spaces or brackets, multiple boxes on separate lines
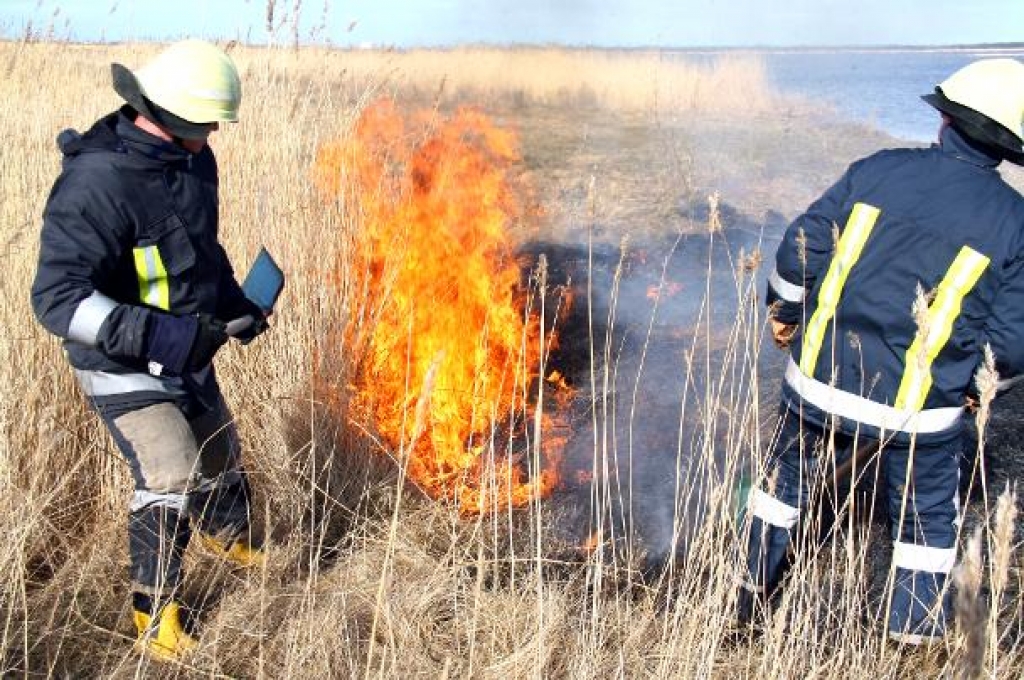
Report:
312,98,569,512
2,38,1024,678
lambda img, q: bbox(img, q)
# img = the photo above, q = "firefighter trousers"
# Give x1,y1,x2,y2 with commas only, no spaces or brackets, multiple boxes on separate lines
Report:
740,409,959,643
101,395,254,597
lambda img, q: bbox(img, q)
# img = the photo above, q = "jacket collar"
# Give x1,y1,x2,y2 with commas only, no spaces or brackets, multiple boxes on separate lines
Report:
937,124,1001,169
114,106,193,164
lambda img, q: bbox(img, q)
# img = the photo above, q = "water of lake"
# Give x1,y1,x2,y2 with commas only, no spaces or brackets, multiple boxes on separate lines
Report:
671,47,1024,142
762,47,1024,142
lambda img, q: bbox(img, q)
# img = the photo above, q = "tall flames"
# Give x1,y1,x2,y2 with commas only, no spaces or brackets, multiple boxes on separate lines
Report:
314,99,569,513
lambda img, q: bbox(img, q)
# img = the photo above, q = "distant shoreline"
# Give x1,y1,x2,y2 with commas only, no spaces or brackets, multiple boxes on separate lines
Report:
659,44,1024,55
2,36,1023,54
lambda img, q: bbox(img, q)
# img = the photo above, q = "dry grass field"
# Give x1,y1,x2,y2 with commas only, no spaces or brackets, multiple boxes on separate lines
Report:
2,38,1024,678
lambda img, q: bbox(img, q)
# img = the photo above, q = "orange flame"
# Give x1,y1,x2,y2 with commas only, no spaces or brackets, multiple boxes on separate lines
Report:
646,280,683,301
546,370,571,391
313,99,569,513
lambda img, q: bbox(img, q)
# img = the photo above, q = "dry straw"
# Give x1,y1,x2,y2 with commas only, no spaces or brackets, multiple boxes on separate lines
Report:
1,35,1022,678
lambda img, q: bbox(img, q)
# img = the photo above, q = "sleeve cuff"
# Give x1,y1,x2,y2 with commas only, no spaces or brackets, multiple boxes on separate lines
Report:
768,267,806,304
67,291,118,346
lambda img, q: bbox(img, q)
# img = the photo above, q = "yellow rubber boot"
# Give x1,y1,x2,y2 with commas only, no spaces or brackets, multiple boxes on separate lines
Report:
197,533,266,568
133,601,198,661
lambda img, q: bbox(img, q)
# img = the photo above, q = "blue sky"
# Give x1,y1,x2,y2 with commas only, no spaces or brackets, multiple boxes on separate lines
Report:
3,0,1023,48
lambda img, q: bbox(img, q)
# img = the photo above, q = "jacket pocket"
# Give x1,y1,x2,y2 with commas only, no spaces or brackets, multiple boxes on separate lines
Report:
133,214,196,310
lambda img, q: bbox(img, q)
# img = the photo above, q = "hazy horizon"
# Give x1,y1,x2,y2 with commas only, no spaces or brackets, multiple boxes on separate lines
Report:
3,0,1023,50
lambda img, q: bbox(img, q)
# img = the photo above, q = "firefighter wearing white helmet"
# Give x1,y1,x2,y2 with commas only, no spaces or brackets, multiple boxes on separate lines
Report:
737,58,1024,645
31,39,269,661
922,58,1024,164
111,39,242,147
130,39,241,124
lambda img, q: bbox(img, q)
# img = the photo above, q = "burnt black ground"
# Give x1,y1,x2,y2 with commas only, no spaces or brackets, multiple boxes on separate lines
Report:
518,220,785,560
508,103,1024,634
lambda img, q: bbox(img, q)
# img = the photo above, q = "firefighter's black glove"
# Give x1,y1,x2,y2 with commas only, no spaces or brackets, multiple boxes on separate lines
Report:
189,314,229,367
233,315,269,345
230,299,270,345
145,312,228,377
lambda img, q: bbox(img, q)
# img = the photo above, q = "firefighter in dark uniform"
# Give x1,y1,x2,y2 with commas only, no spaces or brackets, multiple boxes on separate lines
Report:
739,58,1024,644
31,40,269,660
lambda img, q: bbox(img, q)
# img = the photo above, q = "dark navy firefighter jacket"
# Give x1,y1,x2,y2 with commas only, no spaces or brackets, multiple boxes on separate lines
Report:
767,125,1024,445
31,108,254,415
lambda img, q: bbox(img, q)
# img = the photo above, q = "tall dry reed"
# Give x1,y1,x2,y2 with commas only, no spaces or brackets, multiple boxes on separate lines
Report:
0,38,1022,678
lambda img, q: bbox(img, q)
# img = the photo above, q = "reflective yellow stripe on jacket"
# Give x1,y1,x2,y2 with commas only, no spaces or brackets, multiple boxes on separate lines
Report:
133,245,170,311
800,202,881,376
895,246,990,411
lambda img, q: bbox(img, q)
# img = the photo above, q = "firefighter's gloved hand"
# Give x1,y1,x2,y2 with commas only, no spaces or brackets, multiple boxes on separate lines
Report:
771,319,798,350
188,314,229,367
234,315,269,345
231,299,270,345
145,312,228,377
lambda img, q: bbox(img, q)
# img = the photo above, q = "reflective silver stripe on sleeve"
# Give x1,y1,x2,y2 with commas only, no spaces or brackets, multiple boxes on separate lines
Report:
747,488,800,529
67,292,118,346
73,369,184,397
784,358,962,434
893,541,956,574
130,490,187,512
768,267,806,303
997,375,1024,393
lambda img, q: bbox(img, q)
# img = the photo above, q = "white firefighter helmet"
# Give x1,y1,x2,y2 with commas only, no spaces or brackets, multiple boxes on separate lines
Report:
111,39,241,139
923,58,1024,164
